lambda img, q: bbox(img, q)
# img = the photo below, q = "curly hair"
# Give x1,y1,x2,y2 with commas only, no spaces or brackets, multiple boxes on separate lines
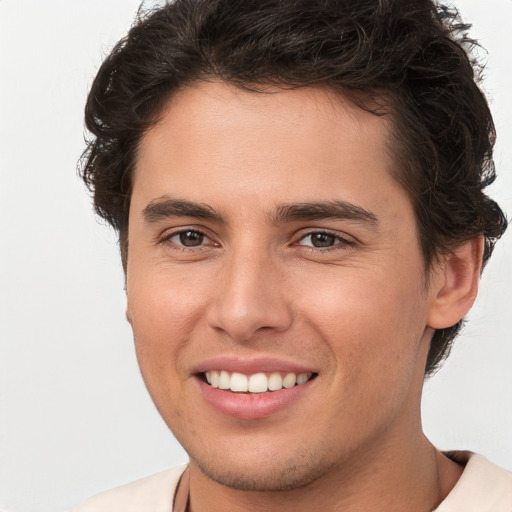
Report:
81,0,507,376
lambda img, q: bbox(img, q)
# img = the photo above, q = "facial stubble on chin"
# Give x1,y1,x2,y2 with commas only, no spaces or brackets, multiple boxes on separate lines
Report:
189,446,341,492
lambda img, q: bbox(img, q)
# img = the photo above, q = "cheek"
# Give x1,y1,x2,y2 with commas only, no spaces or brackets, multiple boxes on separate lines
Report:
298,264,426,340
127,267,209,338
126,269,211,397
126,270,208,428
296,266,428,399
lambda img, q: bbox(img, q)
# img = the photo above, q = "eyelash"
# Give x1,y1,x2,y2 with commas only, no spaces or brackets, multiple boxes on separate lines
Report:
158,229,217,252
158,228,355,253
294,230,355,251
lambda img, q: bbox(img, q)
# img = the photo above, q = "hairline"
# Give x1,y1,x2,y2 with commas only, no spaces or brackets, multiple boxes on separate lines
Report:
119,78,443,278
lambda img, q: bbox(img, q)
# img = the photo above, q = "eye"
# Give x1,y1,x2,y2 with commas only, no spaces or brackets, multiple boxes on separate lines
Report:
297,231,353,249
164,230,212,247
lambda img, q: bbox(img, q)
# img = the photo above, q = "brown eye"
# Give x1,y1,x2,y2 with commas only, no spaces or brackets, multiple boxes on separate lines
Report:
161,229,218,252
300,232,338,248
311,233,336,247
178,230,205,247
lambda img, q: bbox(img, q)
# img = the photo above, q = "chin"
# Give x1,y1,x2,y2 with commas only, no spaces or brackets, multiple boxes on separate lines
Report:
190,449,336,492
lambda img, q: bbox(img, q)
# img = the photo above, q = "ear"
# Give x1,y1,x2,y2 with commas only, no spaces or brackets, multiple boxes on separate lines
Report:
427,237,484,329
125,295,133,326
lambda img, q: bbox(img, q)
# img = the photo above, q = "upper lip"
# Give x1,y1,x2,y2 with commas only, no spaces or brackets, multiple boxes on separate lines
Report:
192,356,318,375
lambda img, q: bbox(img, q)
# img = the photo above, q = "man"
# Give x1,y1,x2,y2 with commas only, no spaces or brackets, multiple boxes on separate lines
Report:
73,0,511,510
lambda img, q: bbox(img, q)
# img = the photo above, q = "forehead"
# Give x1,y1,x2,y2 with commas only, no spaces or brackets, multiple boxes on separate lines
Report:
132,81,409,224
141,82,390,156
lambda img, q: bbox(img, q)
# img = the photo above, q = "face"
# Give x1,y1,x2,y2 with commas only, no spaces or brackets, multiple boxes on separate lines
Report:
127,82,438,490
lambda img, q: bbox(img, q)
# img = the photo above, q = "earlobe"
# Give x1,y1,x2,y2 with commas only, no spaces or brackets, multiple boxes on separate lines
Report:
125,290,133,325
427,237,484,329
126,306,133,325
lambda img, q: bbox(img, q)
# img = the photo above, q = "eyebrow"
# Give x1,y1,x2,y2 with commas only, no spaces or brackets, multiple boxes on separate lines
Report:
142,197,225,223
271,201,378,226
142,196,378,228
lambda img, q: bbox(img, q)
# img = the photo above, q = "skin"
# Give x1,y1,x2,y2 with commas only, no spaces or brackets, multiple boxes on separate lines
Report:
126,82,481,511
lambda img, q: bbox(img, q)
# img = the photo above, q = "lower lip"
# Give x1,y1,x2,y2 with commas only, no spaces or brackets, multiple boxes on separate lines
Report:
197,377,314,420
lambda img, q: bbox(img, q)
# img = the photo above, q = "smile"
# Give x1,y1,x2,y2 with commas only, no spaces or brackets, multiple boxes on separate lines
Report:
204,371,314,393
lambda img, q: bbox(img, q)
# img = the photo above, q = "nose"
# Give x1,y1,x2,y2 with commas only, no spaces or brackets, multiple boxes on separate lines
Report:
206,249,293,342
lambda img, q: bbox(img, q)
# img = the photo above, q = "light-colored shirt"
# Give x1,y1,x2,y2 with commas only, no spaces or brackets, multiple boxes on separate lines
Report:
72,452,512,512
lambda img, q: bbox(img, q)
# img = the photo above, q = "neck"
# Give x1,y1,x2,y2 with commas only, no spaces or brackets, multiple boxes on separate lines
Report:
186,433,463,512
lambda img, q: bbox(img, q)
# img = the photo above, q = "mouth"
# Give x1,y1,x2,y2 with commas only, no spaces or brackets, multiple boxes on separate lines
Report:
200,370,317,393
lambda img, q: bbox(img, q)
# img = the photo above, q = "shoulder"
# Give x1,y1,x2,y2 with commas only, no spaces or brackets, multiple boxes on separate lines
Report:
436,452,512,512
71,465,187,512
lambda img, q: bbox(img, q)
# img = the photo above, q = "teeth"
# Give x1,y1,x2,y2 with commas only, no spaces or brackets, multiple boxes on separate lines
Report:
282,373,297,389
248,373,268,393
219,370,230,390
268,372,283,391
204,370,312,393
230,372,248,392
296,373,309,385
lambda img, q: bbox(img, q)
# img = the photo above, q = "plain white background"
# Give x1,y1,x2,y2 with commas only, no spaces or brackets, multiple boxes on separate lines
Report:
0,1,510,511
